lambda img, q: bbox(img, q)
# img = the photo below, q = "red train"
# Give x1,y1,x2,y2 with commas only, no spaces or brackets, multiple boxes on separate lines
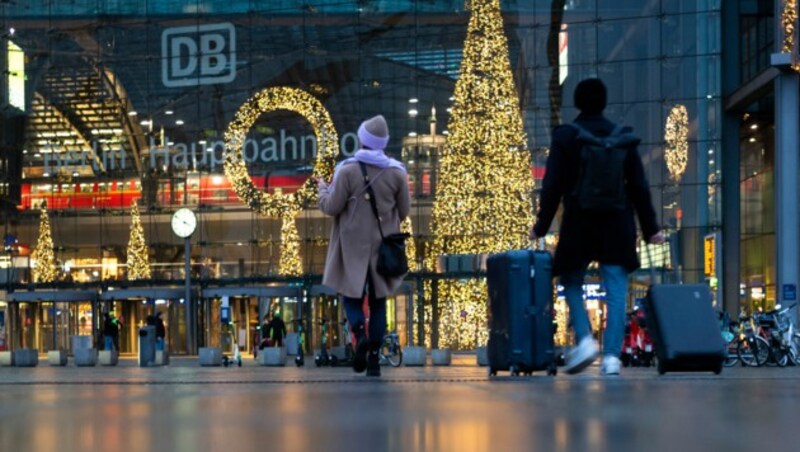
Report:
19,173,307,211
19,166,546,211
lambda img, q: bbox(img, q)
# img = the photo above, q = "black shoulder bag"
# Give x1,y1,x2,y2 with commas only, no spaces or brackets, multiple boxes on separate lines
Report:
358,162,410,278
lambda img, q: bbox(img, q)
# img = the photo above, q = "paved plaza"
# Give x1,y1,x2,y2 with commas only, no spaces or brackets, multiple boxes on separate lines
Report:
0,356,799,452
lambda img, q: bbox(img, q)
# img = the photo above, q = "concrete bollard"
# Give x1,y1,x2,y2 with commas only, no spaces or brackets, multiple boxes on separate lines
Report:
476,346,489,367
71,335,93,356
403,346,427,367
74,348,97,367
154,350,169,366
0,351,14,366
99,350,119,366
432,348,452,366
259,347,287,366
284,333,299,355
48,350,68,366
13,349,39,367
199,347,222,366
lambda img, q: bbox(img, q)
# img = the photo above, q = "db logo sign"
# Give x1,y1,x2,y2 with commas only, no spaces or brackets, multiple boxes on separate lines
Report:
162,23,236,87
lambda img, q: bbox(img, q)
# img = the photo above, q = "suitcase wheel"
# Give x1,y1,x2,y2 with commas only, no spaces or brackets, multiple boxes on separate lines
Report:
657,360,666,375
713,363,722,375
547,364,558,376
488,367,498,377
509,365,519,376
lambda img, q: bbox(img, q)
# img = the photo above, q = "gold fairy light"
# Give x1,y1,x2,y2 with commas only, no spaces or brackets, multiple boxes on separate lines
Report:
126,201,151,280
31,203,58,283
224,86,338,217
424,0,534,349
278,211,303,276
665,105,689,182
401,217,417,271
224,87,338,273
781,0,800,72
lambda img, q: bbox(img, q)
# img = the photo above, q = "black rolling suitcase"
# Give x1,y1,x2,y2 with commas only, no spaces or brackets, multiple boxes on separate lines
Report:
644,242,726,375
487,249,557,376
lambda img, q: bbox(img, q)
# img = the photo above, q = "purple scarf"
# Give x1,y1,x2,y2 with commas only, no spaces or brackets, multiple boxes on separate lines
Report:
327,149,406,196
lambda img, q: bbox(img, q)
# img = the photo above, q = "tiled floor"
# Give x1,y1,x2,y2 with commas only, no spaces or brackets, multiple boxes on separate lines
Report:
1,358,798,452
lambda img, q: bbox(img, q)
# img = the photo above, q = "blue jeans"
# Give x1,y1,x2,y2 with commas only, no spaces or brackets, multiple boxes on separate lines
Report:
342,272,387,349
156,337,165,351
104,336,114,351
561,264,628,357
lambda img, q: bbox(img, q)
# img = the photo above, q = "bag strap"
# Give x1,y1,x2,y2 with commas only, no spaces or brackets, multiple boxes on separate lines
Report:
358,162,386,239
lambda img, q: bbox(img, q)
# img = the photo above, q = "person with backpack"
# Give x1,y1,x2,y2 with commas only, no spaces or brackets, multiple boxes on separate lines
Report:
530,78,664,376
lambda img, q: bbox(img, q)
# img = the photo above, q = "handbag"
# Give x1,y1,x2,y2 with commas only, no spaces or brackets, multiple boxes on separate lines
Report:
358,162,410,277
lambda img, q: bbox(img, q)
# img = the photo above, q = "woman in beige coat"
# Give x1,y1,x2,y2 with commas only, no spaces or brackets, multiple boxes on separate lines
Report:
317,115,410,377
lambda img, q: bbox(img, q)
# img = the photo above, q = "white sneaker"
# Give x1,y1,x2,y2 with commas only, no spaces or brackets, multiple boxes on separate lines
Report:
565,336,599,374
601,355,621,376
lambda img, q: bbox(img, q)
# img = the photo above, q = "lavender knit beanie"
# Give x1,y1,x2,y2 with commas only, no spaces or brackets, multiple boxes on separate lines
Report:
357,115,390,150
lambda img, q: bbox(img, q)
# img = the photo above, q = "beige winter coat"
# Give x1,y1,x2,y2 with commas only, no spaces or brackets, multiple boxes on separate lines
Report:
318,162,411,299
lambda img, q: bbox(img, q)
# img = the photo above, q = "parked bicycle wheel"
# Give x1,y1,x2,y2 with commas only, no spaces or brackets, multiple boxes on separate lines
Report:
723,337,740,367
792,334,800,366
738,335,769,367
382,343,403,367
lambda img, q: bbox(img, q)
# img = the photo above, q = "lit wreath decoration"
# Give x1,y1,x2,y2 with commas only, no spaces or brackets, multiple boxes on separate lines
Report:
665,104,689,182
224,87,339,275
223,86,338,217
782,0,800,72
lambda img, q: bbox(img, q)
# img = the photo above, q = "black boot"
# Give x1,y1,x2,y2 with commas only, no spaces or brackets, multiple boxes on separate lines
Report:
352,324,368,373
366,350,381,377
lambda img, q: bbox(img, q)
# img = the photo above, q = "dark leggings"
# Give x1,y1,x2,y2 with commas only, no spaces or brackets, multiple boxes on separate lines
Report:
342,271,387,349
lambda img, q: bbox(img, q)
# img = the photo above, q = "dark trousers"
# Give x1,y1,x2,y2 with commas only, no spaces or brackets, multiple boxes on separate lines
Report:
342,271,387,349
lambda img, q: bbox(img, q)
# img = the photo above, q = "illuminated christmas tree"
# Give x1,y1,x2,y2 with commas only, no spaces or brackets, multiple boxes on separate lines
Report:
31,203,58,283
126,201,151,280
278,212,303,276
425,0,534,348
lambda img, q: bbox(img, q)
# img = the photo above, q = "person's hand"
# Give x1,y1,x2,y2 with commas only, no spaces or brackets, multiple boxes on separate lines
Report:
648,231,666,245
316,177,328,190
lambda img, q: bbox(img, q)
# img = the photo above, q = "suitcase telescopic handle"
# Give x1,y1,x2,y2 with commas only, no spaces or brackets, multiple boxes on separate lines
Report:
530,238,545,251
644,235,678,284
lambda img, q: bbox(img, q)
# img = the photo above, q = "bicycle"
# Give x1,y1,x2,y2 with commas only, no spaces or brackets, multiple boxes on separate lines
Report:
379,331,402,367
736,315,770,367
758,303,798,367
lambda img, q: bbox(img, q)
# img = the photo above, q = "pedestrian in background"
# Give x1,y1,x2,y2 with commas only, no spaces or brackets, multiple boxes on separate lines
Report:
259,314,272,349
155,311,166,351
102,313,118,352
531,78,664,376
317,115,410,377
267,313,286,347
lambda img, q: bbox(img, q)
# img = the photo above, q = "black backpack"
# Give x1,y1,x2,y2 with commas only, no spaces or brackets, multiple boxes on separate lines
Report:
570,123,640,212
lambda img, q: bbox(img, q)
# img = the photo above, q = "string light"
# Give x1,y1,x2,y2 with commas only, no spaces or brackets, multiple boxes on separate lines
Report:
424,0,534,349
278,211,303,276
665,104,689,182
401,218,417,271
781,0,800,72
223,87,338,272
224,86,338,217
31,203,58,283
126,201,151,280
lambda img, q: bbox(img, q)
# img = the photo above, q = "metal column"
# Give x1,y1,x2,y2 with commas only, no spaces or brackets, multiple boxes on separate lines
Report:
184,237,193,354
773,66,800,318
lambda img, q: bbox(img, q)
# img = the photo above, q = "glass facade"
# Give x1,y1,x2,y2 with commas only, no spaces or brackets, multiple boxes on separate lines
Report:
1,0,724,350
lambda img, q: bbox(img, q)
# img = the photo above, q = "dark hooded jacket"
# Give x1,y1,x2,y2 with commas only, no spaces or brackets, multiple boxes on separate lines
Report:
533,113,659,276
